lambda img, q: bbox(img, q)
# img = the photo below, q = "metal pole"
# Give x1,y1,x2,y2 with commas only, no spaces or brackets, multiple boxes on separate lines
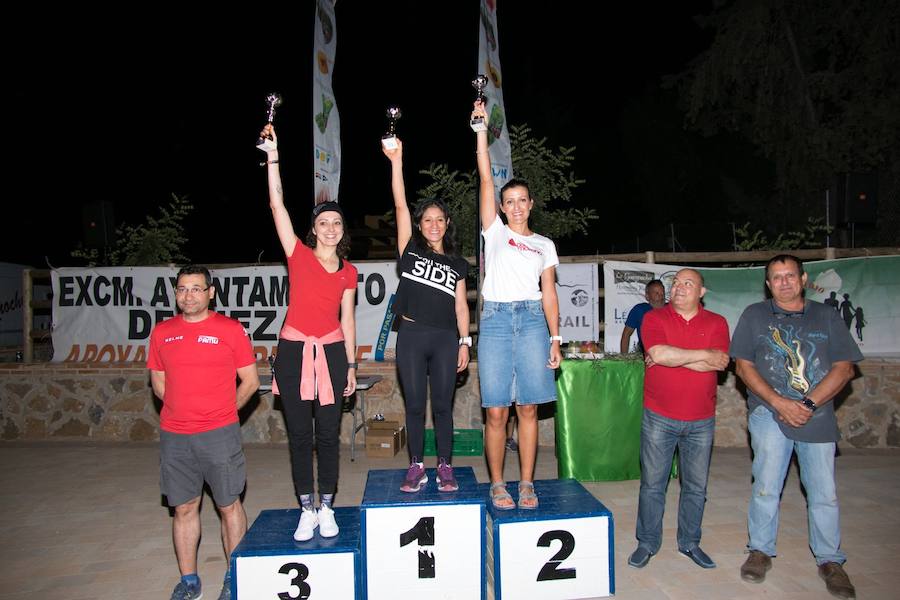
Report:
22,269,33,362
825,188,831,247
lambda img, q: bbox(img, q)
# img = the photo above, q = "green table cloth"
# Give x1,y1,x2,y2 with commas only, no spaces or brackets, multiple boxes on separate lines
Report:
555,358,645,481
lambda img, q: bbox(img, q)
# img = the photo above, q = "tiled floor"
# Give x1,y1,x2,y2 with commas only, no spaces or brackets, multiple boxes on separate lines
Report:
0,441,897,599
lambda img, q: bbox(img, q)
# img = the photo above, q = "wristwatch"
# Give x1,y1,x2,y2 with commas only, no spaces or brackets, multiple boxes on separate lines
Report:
800,396,817,412
550,335,563,343
459,336,473,347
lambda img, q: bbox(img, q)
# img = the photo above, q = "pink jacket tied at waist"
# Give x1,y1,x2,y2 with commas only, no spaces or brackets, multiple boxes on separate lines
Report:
272,325,345,406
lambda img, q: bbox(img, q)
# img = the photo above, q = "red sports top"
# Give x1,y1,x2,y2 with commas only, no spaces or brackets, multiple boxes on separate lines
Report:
641,304,730,421
148,312,256,434
284,242,358,336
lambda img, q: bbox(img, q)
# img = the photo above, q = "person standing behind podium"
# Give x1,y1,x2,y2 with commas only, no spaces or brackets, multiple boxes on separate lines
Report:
382,138,471,494
627,268,730,570
473,100,562,511
620,279,666,353
260,124,358,543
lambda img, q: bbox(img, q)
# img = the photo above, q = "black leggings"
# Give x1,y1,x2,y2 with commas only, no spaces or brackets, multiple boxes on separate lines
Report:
275,338,347,498
396,320,458,461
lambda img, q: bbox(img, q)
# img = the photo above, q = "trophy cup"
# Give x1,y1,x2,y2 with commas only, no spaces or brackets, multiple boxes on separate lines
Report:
381,107,402,150
470,75,488,132
256,92,283,152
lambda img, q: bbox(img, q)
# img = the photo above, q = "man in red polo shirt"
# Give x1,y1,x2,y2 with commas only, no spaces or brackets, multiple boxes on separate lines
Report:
627,268,730,570
148,265,260,600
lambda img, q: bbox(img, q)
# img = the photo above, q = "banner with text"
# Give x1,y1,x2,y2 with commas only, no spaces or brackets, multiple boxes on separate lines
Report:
604,257,900,356
51,264,400,363
557,263,600,343
50,263,598,363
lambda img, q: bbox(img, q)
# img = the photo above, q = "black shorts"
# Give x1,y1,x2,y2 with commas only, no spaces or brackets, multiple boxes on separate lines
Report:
159,423,246,507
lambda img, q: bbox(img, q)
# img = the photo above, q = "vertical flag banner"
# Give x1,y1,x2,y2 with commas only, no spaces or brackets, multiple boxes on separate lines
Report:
313,0,341,204
478,0,513,191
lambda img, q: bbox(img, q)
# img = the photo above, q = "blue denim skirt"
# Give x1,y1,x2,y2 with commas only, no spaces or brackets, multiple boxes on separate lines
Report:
478,300,557,407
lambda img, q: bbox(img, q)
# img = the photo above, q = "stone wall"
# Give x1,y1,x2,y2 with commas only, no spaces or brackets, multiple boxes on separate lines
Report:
1,359,898,448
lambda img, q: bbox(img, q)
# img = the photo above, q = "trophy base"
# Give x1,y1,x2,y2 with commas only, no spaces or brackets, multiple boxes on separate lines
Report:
256,138,277,152
381,135,399,150
470,118,487,133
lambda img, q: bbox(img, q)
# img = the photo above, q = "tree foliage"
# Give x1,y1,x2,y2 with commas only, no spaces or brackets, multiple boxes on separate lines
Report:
734,217,832,251
416,124,596,256
669,0,900,235
71,194,194,266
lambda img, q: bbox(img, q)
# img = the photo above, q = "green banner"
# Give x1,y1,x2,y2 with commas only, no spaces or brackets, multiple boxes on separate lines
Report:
698,256,900,356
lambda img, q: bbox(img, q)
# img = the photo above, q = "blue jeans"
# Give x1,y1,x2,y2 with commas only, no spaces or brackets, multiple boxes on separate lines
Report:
478,300,557,407
636,408,714,553
747,406,845,565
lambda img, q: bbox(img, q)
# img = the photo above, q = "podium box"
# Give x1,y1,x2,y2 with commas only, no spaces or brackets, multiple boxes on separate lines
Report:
361,467,486,600
483,479,614,600
231,507,361,600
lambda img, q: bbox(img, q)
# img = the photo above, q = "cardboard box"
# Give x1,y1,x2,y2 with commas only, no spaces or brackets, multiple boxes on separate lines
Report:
366,412,404,432
365,426,405,458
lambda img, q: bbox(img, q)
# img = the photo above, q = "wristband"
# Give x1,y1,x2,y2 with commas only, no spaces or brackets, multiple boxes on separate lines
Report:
800,396,817,412
347,362,358,370
459,336,473,347
550,335,563,342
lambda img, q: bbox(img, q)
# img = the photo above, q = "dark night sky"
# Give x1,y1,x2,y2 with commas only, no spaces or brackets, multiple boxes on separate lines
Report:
6,2,713,268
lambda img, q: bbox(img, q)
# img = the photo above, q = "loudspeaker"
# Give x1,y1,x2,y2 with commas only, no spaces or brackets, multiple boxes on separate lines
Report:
831,173,878,225
82,201,115,248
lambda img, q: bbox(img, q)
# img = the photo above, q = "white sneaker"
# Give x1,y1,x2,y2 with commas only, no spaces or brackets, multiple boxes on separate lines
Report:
317,505,339,538
293,508,318,542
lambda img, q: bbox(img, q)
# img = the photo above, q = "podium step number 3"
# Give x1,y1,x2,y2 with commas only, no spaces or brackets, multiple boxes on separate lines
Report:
231,508,360,600
235,552,356,599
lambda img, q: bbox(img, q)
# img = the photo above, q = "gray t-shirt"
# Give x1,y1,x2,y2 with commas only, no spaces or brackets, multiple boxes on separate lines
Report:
730,299,863,442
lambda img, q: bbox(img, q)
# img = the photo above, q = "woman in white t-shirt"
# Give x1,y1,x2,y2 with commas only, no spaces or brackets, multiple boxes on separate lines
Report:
473,101,562,510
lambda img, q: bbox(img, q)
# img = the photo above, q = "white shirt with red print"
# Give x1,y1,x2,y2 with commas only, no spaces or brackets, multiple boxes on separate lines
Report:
481,214,559,302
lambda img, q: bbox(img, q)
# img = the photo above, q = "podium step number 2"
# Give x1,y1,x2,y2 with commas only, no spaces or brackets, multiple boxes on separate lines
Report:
493,516,612,600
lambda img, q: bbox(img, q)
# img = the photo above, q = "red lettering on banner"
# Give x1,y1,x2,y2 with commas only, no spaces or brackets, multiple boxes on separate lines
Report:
253,345,279,362
61,343,148,362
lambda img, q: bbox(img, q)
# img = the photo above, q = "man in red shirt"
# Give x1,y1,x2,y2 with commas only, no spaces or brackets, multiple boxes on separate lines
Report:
148,265,259,600
627,269,730,570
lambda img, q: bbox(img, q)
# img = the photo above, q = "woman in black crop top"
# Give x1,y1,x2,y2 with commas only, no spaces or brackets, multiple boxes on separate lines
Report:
384,138,471,494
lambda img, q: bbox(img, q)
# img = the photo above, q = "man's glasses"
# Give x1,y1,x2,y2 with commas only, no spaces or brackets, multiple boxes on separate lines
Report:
175,286,209,296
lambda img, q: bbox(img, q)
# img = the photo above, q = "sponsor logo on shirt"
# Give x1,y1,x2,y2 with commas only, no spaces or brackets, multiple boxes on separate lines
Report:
164,335,184,343
508,238,543,256
197,335,220,345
